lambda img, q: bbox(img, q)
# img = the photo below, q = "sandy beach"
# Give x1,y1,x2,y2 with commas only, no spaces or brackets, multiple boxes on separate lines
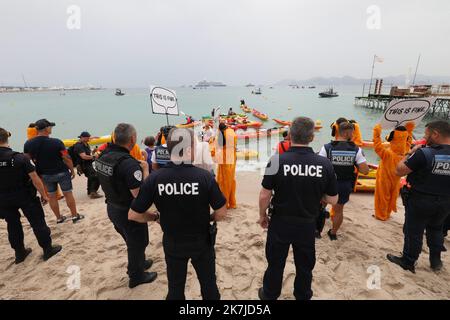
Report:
0,172,449,300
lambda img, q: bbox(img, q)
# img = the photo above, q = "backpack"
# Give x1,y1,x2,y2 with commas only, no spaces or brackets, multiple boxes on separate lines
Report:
68,142,81,167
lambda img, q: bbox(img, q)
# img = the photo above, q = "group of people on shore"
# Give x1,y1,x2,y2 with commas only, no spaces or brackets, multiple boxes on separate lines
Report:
1,114,449,300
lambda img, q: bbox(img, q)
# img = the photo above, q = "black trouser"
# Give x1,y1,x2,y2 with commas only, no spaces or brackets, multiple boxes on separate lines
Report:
402,192,450,265
444,214,450,237
82,162,100,194
263,216,316,300
107,203,149,279
163,233,220,300
0,192,52,252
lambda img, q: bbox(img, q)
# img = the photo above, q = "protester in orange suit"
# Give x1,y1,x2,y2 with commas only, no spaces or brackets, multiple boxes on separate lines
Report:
27,123,38,140
373,122,415,221
349,120,363,147
215,123,237,209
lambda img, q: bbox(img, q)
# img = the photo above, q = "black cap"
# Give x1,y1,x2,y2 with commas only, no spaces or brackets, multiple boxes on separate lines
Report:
78,131,91,138
35,119,56,130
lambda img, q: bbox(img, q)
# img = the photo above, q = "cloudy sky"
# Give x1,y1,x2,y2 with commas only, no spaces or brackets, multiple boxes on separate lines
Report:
1,0,449,87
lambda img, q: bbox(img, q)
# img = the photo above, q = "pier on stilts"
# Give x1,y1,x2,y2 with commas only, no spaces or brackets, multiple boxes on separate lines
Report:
354,95,450,120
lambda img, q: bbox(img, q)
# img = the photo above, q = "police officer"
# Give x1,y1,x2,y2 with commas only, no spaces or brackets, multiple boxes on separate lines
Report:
319,121,369,240
151,125,174,171
129,128,227,300
73,131,102,199
95,123,157,288
388,120,450,272
0,128,61,263
258,117,338,300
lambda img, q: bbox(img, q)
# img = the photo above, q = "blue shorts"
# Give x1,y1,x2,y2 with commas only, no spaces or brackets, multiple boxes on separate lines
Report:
337,180,354,205
41,171,73,194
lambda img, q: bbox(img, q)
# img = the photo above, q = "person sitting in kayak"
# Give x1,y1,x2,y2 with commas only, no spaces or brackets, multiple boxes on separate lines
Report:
185,116,195,124
228,108,236,116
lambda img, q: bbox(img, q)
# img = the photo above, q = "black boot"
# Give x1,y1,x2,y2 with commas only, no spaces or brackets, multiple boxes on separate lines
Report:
15,247,32,264
43,245,62,261
387,254,415,273
430,252,443,272
129,272,158,289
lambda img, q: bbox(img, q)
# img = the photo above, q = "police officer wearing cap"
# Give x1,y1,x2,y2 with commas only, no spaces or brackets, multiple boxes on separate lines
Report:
319,121,369,240
0,128,62,263
129,128,227,300
258,117,338,300
388,120,450,273
73,131,102,199
151,125,174,171
95,123,157,288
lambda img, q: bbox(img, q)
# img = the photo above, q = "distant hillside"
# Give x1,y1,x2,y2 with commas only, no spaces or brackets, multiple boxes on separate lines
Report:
275,75,450,86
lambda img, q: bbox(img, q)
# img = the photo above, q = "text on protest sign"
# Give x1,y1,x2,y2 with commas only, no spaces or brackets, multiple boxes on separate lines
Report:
380,98,436,130
150,86,179,116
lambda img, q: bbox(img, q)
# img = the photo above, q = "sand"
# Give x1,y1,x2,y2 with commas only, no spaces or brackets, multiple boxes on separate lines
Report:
0,172,449,300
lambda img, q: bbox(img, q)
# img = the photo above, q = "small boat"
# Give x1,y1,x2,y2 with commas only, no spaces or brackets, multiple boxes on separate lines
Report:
175,121,201,128
237,127,288,140
230,121,263,130
272,119,323,131
251,88,262,95
319,87,338,98
252,109,269,121
240,105,252,113
308,86,316,89
115,89,125,96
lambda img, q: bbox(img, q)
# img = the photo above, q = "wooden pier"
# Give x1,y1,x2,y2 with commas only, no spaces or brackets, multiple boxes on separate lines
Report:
354,94,450,120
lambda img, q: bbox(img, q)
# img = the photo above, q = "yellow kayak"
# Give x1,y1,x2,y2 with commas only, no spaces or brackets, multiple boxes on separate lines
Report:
355,178,376,193
175,121,202,128
236,149,259,160
63,135,111,147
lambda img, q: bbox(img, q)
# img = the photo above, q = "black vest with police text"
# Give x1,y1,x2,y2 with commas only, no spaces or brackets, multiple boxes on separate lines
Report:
0,150,30,193
155,145,170,167
407,145,450,197
324,141,358,181
95,150,135,207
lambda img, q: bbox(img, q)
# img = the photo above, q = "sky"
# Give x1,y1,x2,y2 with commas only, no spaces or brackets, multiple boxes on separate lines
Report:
1,0,450,87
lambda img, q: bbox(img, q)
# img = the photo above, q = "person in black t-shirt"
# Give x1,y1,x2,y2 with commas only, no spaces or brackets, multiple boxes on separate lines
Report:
24,119,83,224
388,120,450,273
258,117,338,300
0,128,62,263
130,128,227,300
73,131,102,199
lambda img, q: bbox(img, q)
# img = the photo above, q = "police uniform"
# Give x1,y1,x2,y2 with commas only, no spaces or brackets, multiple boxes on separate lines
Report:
73,141,100,195
95,143,151,283
151,143,171,168
261,146,338,300
319,141,366,204
0,146,53,261
131,162,226,300
401,144,450,267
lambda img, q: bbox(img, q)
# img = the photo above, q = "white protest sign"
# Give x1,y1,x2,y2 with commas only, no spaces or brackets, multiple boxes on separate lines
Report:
150,86,179,115
380,98,436,130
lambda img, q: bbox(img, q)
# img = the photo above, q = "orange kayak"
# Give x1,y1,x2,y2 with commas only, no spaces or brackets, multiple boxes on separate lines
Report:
237,127,288,140
240,105,252,113
272,119,323,131
252,109,269,121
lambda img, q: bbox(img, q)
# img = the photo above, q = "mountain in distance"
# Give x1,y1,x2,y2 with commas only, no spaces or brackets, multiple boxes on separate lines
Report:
275,74,450,86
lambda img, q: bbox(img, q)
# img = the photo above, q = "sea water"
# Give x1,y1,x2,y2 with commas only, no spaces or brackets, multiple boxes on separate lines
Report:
0,85,427,170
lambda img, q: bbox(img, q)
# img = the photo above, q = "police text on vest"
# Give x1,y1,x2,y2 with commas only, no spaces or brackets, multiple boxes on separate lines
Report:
283,164,323,177
158,183,199,196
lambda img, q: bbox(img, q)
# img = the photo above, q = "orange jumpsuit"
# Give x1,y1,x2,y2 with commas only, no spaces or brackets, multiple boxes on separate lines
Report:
215,128,237,209
373,123,415,221
351,122,363,147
